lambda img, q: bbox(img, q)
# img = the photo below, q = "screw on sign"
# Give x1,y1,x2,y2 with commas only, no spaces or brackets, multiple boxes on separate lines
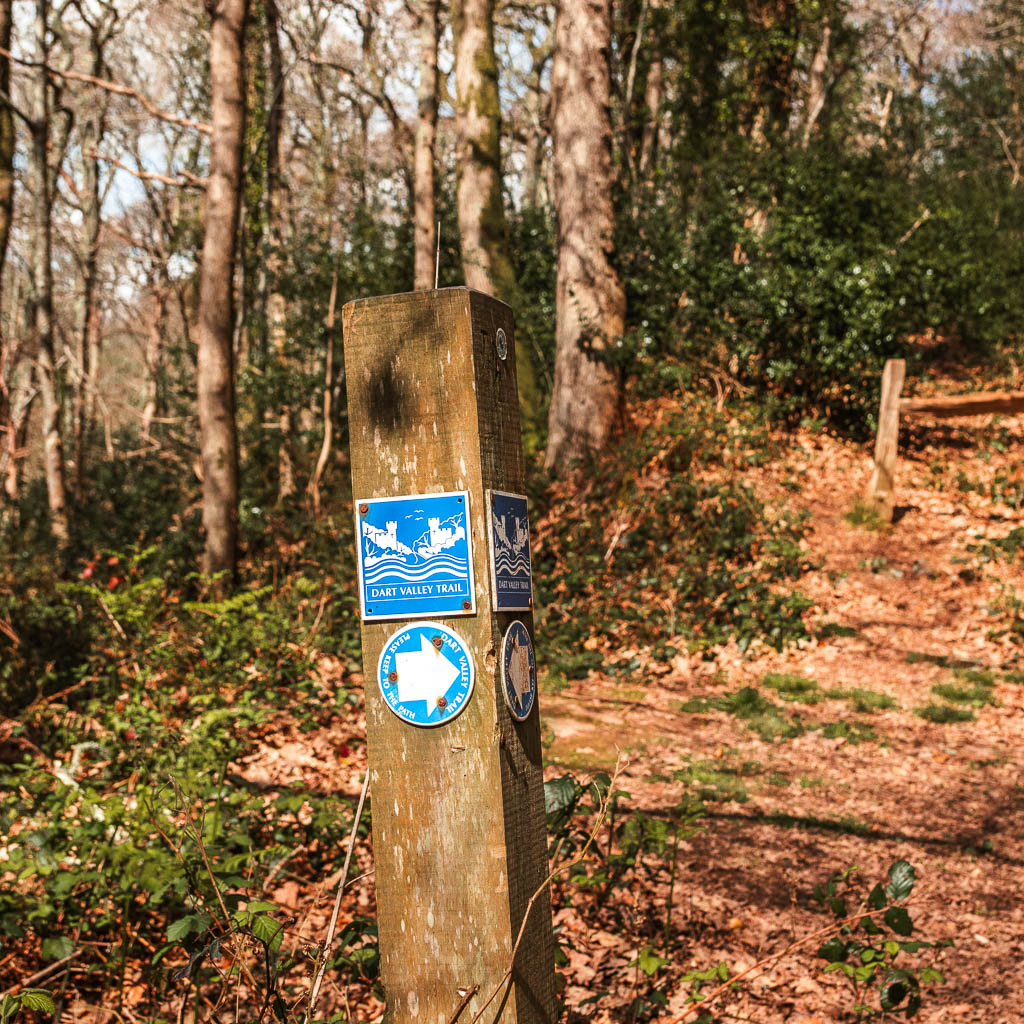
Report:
343,288,555,1023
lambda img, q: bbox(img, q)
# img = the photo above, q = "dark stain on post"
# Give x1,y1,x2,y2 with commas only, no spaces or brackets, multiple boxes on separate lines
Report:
365,359,408,433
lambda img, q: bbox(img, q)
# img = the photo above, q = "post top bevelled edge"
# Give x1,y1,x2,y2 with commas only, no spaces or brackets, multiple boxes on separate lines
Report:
340,286,511,318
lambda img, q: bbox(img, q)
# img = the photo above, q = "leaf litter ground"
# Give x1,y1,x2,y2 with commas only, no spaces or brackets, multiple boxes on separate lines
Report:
541,399,1024,1023
7,381,1023,1024
227,394,1024,1024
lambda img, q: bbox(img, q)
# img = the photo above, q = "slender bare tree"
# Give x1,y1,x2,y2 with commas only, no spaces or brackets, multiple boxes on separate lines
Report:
71,4,118,501
450,0,515,297
0,0,15,486
413,0,439,290
197,0,247,578
30,0,69,541
545,0,625,470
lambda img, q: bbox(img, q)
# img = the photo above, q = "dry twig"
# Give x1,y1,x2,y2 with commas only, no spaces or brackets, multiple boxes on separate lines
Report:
464,756,628,1024
305,771,370,1023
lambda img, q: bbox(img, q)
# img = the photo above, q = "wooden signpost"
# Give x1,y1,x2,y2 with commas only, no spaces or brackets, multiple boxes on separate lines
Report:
865,357,906,522
866,357,1024,520
343,288,555,1024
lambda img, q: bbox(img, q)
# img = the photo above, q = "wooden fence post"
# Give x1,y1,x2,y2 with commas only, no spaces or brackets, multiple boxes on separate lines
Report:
343,288,556,1024
865,357,906,522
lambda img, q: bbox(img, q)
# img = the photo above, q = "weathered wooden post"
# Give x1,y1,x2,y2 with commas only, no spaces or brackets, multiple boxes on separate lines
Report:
866,357,906,522
343,287,555,1024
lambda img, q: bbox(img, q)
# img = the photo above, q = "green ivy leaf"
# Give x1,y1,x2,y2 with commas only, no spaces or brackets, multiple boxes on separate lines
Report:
884,907,914,937
880,978,907,1011
20,990,56,1014
167,916,197,943
818,938,847,962
246,901,277,914
251,913,284,952
885,860,915,901
544,775,578,816
40,936,73,961
867,882,887,909
632,946,670,977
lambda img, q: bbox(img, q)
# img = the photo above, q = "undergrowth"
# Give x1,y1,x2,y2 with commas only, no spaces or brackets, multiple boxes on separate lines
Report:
533,400,816,680
0,550,371,1020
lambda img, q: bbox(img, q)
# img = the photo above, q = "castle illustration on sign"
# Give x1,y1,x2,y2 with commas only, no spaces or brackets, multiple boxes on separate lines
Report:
492,514,529,567
488,491,533,612
357,491,475,620
362,515,466,564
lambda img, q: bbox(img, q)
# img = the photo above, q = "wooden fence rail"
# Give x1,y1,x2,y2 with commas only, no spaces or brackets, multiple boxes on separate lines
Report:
865,358,1024,521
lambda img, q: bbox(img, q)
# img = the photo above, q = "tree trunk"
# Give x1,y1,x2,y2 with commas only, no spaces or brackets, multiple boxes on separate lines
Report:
74,35,109,501
450,0,514,297
263,0,294,501
743,0,800,146
413,0,439,290
639,57,663,177
30,0,68,542
3,387,33,504
197,0,247,579
545,0,625,471
801,24,830,147
522,38,551,210
0,0,14,479
452,0,542,440
0,0,12,287
141,286,166,441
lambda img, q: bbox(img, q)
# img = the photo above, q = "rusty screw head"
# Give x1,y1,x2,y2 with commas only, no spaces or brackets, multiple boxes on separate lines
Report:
462,600,472,611
388,670,398,683
358,502,369,515
436,696,448,709
432,635,443,649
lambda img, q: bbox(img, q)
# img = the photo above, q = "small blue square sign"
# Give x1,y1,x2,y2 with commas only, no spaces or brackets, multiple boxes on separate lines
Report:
486,490,533,612
356,491,476,621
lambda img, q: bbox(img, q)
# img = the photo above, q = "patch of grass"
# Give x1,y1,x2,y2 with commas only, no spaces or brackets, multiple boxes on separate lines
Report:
845,499,890,532
931,683,996,707
540,669,570,694
762,812,874,837
675,762,749,803
953,668,996,687
766,771,790,787
763,672,822,703
607,686,648,703
916,704,976,723
966,526,1024,564
828,687,898,713
1003,670,1024,684
820,720,878,744
799,775,826,789
816,621,859,639
681,686,805,742
905,651,981,669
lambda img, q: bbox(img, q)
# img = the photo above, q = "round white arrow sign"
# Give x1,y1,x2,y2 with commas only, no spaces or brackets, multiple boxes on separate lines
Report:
377,622,475,727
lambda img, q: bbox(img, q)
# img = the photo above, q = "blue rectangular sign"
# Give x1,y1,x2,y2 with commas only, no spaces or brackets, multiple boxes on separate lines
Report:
487,490,533,612
356,491,476,621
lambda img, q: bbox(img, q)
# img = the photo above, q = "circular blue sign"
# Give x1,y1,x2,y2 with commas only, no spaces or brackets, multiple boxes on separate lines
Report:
501,620,536,721
377,622,475,727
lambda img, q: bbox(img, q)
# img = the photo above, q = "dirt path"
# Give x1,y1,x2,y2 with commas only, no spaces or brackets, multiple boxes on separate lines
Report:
541,414,1024,1024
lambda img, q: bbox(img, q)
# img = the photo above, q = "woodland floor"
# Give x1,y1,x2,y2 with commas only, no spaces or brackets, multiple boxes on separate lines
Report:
540,408,1024,1024
48,396,1024,1024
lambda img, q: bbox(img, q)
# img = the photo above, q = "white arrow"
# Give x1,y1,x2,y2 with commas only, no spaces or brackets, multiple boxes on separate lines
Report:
395,636,460,708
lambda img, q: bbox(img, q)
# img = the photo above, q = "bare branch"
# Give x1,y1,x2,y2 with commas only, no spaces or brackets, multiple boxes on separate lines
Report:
0,45,211,135
86,150,206,189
